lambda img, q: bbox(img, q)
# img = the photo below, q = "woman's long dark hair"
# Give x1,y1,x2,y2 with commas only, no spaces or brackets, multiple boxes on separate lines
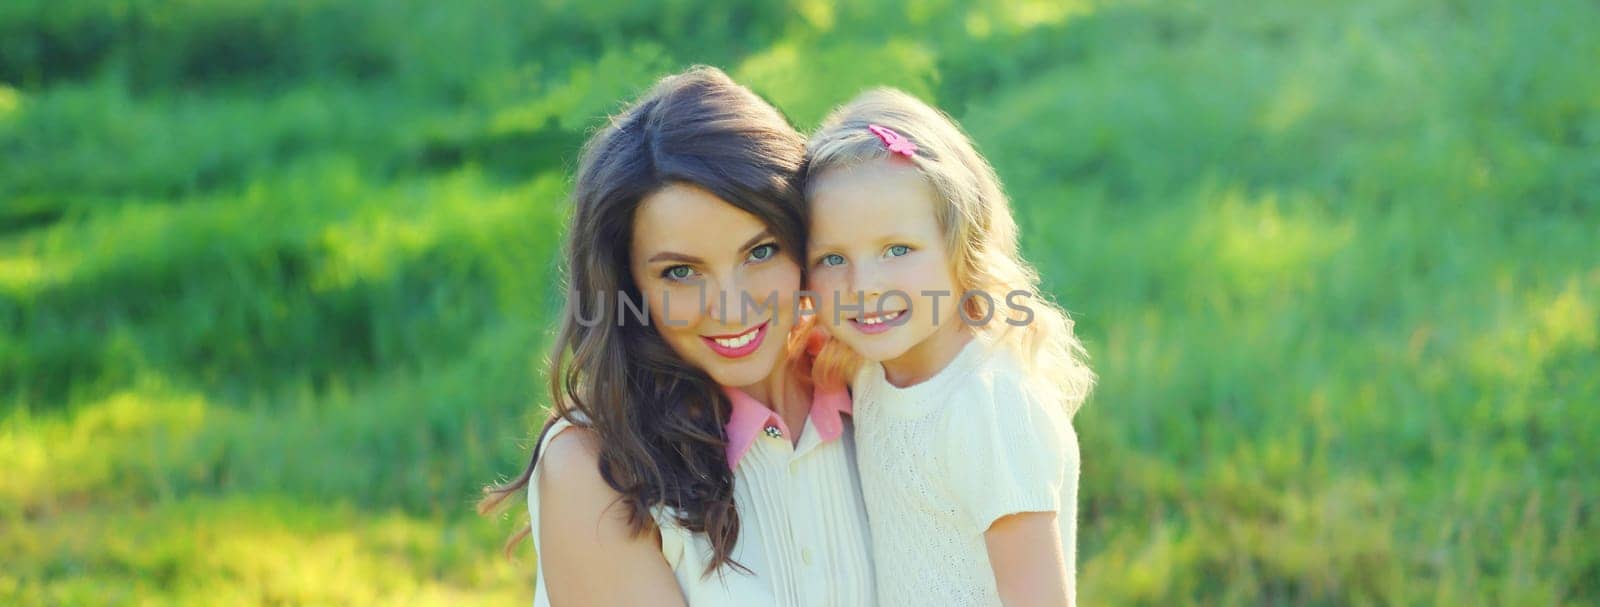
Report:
478,66,808,576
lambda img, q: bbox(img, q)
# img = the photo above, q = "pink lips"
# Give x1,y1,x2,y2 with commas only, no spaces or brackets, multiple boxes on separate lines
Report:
849,309,905,335
701,321,769,359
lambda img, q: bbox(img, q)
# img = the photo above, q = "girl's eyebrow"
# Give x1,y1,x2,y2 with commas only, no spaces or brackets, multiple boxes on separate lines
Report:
809,232,918,253
647,229,773,264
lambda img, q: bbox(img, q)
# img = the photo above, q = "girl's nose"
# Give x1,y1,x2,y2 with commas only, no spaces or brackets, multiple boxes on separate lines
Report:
852,263,885,300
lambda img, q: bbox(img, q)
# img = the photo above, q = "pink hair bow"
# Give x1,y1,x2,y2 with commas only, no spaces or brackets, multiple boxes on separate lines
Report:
867,124,918,158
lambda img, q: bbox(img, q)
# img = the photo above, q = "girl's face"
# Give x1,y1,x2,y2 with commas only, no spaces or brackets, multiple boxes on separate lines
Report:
630,183,802,389
806,157,964,366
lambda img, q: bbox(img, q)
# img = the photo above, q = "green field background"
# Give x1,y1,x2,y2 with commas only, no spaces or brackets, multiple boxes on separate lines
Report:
2,0,1596,604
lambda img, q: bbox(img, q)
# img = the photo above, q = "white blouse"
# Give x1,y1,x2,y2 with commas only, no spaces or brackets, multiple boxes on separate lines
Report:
527,385,876,606
851,338,1081,606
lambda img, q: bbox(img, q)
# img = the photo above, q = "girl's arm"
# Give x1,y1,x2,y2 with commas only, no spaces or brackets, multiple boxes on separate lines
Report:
985,512,1072,607
942,371,1079,607
537,427,688,607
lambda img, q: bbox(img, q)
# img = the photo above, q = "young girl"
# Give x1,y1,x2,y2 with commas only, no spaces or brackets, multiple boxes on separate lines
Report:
801,89,1095,607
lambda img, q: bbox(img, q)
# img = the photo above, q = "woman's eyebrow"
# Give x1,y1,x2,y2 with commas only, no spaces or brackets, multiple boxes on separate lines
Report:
736,229,773,252
645,230,771,264
647,251,703,264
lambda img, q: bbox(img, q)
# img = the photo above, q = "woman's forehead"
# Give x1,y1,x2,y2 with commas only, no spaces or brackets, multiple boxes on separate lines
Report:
633,183,771,256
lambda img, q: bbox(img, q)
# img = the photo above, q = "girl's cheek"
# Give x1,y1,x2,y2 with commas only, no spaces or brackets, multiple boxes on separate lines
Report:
807,287,828,323
908,255,954,295
807,271,842,317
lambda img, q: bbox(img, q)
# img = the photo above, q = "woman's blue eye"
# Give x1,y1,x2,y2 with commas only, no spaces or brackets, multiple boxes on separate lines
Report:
663,265,695,280
748,243,778,262
886,245,911,257
819,254,846,267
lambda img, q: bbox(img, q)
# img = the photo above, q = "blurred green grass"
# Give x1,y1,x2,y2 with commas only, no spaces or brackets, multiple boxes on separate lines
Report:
2,0,1596,604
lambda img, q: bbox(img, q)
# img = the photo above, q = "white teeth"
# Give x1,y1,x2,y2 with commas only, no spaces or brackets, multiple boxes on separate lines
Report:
714,327,759,349
859,310,903,326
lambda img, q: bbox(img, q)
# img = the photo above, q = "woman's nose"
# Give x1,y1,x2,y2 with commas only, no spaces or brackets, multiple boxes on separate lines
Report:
703,275,739,325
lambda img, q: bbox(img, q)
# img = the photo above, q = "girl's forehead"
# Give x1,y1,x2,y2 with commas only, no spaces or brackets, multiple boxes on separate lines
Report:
811,158,936,206
807,163,944,245
809,155,923,191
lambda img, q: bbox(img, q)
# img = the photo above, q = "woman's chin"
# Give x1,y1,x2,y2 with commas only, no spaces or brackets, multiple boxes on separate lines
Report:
699,341,785,388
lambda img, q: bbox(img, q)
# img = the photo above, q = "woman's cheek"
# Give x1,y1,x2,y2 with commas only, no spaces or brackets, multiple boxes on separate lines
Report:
648,282,700,330
750,260,802,326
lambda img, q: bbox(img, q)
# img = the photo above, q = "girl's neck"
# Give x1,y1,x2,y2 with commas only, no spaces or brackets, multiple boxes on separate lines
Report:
882,320,975,388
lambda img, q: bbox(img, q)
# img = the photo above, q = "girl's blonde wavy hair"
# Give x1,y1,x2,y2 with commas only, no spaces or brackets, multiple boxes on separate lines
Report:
801,88,1095,415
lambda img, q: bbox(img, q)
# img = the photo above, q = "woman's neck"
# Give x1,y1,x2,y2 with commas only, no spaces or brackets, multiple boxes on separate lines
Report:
735,348,812,443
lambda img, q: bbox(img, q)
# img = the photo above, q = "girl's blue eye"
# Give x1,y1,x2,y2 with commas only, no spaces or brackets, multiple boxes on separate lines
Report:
663,265,695,280
819,253,846,267
886,245,911,257
748,243,778,262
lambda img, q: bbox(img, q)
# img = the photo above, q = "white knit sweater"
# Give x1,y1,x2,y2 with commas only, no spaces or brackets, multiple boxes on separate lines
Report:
851,338,1080,606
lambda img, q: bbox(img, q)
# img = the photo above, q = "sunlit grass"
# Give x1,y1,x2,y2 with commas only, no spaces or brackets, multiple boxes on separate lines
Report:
0,380,210,518
964,0,1099,37
0,252,49,299
736,38,939,129
1,0,1594,604
1,496,530,606
0,83,20,118
487,42,675,135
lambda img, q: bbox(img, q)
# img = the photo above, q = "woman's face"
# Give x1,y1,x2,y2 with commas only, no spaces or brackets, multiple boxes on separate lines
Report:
630,183,802,389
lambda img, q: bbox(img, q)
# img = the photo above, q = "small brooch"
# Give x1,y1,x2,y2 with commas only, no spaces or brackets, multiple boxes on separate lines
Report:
763,425,783,439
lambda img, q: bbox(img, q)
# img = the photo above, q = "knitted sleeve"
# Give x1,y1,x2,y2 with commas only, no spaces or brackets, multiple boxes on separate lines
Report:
940,372,1079,532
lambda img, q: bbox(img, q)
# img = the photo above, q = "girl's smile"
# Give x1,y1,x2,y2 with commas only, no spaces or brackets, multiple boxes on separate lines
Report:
848,309,906,334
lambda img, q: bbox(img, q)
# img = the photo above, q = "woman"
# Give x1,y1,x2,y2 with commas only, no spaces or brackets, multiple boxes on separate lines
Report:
479,66,875,606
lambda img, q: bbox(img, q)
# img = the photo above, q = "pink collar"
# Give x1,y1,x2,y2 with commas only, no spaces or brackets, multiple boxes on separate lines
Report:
722,383,852,469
